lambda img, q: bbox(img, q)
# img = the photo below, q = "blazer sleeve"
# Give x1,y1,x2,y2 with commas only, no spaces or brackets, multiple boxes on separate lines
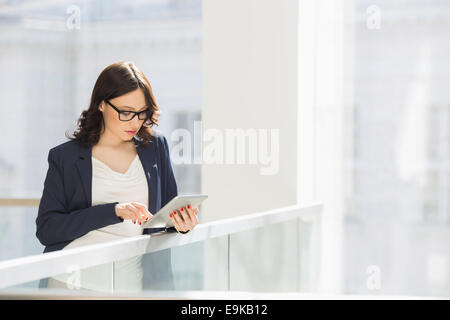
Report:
35,148,124,247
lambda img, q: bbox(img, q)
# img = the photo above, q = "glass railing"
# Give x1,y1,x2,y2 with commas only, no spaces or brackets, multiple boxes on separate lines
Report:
0,202,323,298
0,198,45,262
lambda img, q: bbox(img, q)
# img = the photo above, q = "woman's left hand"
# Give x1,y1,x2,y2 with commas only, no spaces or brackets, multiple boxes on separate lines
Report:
169,204,199,233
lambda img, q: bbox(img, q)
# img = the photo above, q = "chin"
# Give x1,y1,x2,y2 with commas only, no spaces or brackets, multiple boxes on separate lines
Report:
119,133,133,141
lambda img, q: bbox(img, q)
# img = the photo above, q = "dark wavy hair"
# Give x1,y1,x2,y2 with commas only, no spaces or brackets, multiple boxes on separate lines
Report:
65,61,160,147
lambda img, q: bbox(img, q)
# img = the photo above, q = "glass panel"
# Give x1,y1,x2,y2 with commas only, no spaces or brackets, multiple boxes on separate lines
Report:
111,234,230,294
171,240,204,290
44,262,115,294
0,206,45,261
341,0,450,296
1,262,115,295
228,217,320,292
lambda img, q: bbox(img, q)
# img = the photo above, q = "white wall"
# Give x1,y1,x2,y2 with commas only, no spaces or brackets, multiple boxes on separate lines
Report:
201,0,301,291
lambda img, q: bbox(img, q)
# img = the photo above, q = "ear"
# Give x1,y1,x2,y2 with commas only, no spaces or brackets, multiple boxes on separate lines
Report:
98,101,104,112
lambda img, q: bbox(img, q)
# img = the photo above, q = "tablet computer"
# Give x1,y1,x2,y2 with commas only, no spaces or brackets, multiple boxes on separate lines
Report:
142,194,208,229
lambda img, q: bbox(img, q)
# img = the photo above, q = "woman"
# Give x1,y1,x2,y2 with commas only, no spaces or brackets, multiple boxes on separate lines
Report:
35,61,199,292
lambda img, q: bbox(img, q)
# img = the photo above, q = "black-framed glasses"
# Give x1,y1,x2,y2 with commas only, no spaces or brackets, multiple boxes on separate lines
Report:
105,99,154,127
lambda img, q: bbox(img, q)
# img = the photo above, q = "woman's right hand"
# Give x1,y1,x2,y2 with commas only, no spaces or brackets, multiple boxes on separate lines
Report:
115,201,153,225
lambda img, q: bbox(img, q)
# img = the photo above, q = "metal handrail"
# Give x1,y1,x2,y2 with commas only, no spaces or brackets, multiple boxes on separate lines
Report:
0,198,41,206
0,202,322,289
1,289,447,300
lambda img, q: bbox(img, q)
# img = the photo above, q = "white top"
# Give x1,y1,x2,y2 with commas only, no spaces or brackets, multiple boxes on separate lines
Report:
48,154,149,293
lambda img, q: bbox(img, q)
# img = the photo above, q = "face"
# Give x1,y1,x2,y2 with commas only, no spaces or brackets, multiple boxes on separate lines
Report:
98,88,148,142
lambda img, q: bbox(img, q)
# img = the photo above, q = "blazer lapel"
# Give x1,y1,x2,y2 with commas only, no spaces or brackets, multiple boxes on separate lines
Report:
134,136,160,215
75,136,159,214
75,140,92,207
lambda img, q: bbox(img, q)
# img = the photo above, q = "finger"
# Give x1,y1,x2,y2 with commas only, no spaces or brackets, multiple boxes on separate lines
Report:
121,207,136,223
127,204,142,224
189,208,199,227
185,205,198,226
179,207,195,230
172,210,189,231
170,212,181,232
130,202,144,212
129,204,143,222
131,202,153,221
186,205,196,221
122,212,135,223
172,209,184,224
179,206,192,224
189,205,199,215
131,201,153,218
136,206,151,222
128,210,138,224
192,210,199,225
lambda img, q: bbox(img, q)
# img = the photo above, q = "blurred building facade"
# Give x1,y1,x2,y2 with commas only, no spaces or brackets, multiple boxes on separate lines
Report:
343,0,450,296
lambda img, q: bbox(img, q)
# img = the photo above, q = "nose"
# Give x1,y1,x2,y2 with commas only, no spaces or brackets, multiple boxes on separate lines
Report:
130,114,142,130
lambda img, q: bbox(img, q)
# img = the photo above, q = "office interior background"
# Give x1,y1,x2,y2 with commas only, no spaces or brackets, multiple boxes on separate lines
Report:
0,0,449,298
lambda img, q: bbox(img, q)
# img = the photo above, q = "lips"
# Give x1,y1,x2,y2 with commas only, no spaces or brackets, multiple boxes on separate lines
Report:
125,130,136,135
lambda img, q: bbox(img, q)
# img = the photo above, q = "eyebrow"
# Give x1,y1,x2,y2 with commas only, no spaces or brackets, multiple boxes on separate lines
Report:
120,105,148,111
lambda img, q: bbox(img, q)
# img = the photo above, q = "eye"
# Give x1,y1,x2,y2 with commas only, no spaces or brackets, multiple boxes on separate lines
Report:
121,111,132,116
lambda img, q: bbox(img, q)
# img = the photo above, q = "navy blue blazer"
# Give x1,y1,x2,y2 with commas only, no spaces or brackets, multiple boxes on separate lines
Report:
36,131,180,290
36,131,179,253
